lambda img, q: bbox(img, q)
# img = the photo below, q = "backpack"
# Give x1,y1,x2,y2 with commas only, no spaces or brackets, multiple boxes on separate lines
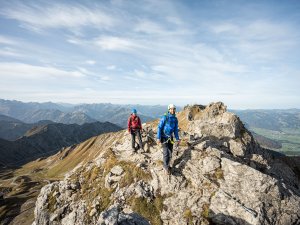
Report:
130,116,140,129
163,112,169,127
162,113,177,136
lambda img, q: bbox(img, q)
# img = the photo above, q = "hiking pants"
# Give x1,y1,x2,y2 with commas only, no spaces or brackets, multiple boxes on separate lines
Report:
131,129,143,151
162,138,173,169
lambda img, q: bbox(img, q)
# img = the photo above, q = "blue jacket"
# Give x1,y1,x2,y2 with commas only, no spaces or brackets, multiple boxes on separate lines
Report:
157,113,179,140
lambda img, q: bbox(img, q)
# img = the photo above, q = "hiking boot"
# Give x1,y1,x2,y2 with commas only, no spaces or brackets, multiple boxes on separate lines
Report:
164,166,171,175
164,167,168,175
168,166,172,175
131,148,137,155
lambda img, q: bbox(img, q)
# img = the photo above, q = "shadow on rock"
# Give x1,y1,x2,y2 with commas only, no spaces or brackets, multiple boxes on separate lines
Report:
209,211,253,225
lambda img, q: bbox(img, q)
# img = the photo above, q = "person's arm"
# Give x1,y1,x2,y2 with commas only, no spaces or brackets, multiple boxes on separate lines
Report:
138,117,142,130
157,116,165,141
127,117,131,133
174,118,180,141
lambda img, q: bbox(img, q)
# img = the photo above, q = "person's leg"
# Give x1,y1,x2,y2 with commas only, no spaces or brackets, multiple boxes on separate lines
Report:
162,142,170,170
167,140,174,172
137,130,143,150
168,141,173,156
131,131,136,151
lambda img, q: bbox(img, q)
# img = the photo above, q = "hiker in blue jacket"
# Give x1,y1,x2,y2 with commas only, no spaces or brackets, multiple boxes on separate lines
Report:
157,104,180,175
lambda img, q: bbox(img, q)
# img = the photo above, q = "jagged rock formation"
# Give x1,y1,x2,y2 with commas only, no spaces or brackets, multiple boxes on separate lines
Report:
33,102,300,225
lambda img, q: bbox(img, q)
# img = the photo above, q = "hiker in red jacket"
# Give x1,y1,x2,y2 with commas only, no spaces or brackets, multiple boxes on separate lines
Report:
128,109,143,153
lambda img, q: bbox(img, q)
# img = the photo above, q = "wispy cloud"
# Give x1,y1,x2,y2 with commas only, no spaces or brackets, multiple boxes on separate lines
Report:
106,65,116,70
0,35,17,45
85,60,96,65
134,20,168,35
211,22,239,34
0,47,22,57
0,2,117,31
0,62,85,78
208,20,299,61
93,36,142,51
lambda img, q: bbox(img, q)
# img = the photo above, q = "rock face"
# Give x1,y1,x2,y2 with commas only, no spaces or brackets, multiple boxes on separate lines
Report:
33,102,300,225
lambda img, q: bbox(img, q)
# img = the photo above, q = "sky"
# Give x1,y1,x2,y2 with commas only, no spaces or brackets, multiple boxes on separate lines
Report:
0,0,299,109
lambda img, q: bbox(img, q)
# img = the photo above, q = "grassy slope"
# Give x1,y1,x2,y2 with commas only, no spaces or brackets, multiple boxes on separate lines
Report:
0,131,123,224
250,127,300,156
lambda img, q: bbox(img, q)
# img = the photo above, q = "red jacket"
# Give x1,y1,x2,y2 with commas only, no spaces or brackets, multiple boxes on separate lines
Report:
128,114,142,132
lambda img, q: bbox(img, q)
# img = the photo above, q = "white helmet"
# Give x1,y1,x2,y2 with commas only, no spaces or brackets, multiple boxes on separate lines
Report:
168,104,176,110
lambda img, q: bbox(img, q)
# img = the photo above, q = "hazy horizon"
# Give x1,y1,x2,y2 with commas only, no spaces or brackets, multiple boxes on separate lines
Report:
1,98,300,111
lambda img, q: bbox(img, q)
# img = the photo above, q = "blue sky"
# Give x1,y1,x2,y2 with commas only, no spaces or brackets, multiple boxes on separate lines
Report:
0,0,299,109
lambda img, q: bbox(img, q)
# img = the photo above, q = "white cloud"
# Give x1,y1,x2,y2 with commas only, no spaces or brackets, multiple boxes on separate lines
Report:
0,35,17,45
208,20,298,61
100,75,110,81
94,36,141,51
77,67,90,75
245,20,290,40
166,16,183,26
211,22,239,34
0,3,117,31
124,76,140,81
0,47,22,57
134,70,147,78
67,39,82,45
143,40,246,83
85,60,96,65
106,65,116,70
134,20,167,35
0,62,85,79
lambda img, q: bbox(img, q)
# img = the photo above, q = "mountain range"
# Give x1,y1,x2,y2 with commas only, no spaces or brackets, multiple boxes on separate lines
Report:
2,99,299,131
232,109,300,131
232,109,300,155
0,114,55,141
0,121,122,167
0,99,174,127
2,99,300,155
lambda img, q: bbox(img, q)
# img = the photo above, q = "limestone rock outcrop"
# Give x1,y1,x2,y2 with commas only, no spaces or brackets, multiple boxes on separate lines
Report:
33,102,300,225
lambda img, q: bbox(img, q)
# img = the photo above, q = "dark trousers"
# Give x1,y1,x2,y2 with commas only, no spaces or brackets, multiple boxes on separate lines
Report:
131,129,143,151
162,138,173,169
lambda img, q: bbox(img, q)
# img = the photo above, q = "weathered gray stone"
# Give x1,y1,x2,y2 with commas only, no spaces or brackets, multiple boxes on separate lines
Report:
110,165,124,176
89,208,97,217
134,180,154,200
98,204,150,225
210,157,300,225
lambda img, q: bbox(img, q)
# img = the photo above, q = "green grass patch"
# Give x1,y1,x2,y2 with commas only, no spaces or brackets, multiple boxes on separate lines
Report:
129,196,164,225
118,161,152,188
91,186,114,212
179,139,189,147
250,127,300,156
183,208,193,224
102,149,118,176
47,187,59,213
201,203,210,218
213,167,224,180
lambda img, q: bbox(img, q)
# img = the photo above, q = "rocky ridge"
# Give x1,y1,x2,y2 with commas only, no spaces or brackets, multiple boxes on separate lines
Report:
33,102,300,225
0,121,122,166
